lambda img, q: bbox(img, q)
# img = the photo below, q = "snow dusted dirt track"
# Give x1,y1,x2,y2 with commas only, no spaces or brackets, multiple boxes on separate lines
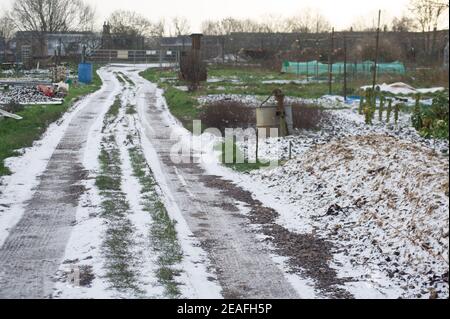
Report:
0,65,313,299
127,67,301,298
0,69,120,298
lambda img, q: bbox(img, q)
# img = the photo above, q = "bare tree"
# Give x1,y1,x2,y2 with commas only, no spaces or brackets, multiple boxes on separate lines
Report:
171,17,191,36
202,12,329,35
410,0,448,32
202,20,222,35
259,14,287,33
410,0,449,56
0,12,16,61
220,17,244,34
152,19,166,37
391,16,417,31
241,19,264,33
11,0,96,32
202,18,263,35
108,10,154,37
78,4,96,32
285,9,331,33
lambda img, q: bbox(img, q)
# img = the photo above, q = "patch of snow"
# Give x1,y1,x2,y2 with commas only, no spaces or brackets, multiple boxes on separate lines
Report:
185,92,449,298
132,67,223,299
249,135,449,299
174,85,189,92
0,68,113,248
52,67,123,299
207,77,241,84
197,94,348,109
361,82,446,95
262,79,326,84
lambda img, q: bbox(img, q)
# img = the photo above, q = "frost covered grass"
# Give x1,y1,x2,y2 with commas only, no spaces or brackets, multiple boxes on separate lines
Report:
250,134,449,298
96,135,143,294
0,66,102,175
95,99,143,295
138,66,339,133
217,139,272,172
125,103,137,115
128,144,183,298
123,97,183,298
106,97,121,119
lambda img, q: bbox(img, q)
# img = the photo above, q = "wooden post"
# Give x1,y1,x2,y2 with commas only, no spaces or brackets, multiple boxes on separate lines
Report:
222,36,225,64
328,27,334,95
316,60,319,79
372,10,381,91
255,128,259,162
289,140,292,160
343,35,347,101
306,60,309,81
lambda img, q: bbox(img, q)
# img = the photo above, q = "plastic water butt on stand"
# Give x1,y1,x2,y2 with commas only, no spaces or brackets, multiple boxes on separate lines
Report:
78,63,93,84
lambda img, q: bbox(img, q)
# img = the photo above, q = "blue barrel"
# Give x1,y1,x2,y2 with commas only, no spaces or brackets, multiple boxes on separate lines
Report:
78,63,93,84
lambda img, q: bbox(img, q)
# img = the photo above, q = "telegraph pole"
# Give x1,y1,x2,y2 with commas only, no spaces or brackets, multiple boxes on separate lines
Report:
343,35,347,101
328,27,334,95
372,10,381,91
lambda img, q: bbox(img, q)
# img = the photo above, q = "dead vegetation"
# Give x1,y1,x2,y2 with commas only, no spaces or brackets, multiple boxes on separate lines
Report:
199,101,255,134
291,102,328,130
252,134,449,298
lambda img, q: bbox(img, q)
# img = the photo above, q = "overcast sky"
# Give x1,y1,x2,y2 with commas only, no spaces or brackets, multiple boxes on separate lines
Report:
1,0,448,32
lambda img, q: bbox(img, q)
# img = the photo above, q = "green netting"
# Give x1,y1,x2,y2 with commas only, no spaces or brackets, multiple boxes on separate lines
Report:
282,60,406,75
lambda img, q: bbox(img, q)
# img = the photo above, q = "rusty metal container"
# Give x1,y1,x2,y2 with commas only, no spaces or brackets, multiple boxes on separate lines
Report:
256,105,293,137
191,33,203,51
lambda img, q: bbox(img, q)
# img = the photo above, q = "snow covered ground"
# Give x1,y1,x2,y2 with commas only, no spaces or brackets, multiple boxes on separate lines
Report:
0,68,115,248
52,66,222,299
249,135,448,298
1,65,447,299
239,105,448,162
0,65,222,299
192,91,449,299
361,82,445,95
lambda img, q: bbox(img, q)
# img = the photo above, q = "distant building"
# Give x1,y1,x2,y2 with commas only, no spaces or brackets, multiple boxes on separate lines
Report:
0,34,15,63
0,34,5,62
160,36,192,51
15,31,100,61
444,41,449,69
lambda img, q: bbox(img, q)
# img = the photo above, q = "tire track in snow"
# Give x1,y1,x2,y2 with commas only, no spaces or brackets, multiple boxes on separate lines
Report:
127,67,300,299
0,68,120,298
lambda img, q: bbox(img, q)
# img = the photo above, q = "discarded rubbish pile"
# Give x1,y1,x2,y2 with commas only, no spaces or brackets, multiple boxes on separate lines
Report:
0,85,64,105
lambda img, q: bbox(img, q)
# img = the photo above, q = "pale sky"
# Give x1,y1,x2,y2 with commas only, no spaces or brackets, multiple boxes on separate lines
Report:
1,0,448,32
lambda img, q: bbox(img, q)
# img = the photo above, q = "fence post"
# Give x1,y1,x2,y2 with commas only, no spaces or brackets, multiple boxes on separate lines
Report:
316,60,319,79
306,61,309,81
343,35,347,101
372,10,381,90
328,27,334,95
289,140,292,160
256,128,259,162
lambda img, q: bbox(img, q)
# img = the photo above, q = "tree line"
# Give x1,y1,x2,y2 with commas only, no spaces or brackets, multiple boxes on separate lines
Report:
0,0,448,42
